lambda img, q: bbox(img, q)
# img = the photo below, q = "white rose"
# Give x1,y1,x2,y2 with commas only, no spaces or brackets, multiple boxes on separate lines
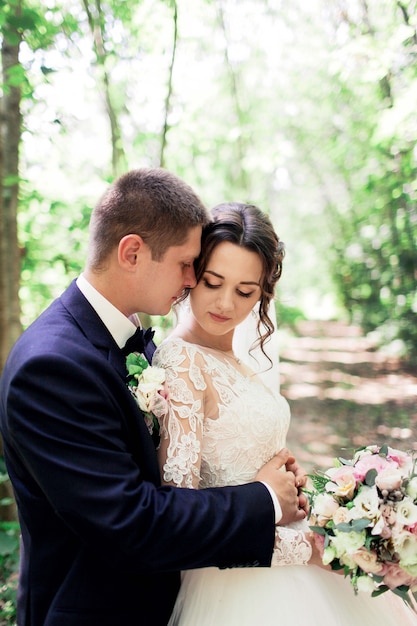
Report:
349,485,380,521
311,493,340,526
330,529,366,559
393,529,417,566
139,366,166,387
322,545,337,566
356,575,377,594
134,367,166,413
395,497,417,527
406,477,417,501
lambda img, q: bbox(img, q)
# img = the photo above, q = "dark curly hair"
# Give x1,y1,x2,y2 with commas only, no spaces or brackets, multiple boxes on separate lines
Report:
180,202,285,363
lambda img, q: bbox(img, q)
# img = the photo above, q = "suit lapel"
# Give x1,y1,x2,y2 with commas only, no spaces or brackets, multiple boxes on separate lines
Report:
60,281,161,467
61,280,128,378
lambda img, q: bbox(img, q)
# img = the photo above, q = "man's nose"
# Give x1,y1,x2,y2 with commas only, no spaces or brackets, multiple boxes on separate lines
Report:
184,265,197,289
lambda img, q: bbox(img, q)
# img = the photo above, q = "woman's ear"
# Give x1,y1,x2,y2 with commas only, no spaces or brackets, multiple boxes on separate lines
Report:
118,234,144,270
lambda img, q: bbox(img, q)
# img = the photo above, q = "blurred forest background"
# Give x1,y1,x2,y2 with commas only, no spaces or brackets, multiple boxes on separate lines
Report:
0,0,417,622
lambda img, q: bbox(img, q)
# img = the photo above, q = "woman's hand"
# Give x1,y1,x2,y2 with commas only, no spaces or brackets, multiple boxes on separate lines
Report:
285,451,309,515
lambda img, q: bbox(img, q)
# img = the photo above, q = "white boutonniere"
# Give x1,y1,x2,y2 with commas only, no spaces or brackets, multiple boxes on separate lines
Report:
126,352,168,435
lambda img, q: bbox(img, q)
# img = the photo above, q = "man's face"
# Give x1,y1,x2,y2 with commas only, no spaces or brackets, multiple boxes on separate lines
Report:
139,226,202,316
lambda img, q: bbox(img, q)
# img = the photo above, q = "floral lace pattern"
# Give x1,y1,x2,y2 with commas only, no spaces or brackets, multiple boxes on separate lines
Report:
153,338,290,489
153,338,311,566
272,522,312,566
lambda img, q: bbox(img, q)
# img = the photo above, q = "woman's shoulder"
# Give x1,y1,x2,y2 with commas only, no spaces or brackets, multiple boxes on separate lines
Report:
153,336,206,368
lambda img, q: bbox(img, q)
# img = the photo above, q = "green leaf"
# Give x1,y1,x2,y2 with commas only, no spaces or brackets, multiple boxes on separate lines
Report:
379,444,389,457
351,518,370,532
372,585,389,598
126,352,148,377
365,468,377,486
0,531,19,556
309,525,327,536
334,518,369,533
308,473,330,491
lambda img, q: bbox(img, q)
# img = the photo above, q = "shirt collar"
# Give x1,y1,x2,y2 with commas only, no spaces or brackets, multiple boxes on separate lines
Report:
76,274,138,349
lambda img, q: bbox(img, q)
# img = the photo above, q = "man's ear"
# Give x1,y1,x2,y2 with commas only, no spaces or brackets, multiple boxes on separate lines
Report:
118,234,145,270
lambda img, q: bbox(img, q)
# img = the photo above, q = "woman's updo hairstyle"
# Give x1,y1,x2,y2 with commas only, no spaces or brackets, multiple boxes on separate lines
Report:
193,202,285,360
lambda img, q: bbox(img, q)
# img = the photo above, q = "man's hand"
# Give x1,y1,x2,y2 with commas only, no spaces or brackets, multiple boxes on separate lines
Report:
255,448,306,525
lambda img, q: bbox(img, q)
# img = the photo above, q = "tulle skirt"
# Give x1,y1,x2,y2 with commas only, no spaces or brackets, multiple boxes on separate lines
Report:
168,564,417,626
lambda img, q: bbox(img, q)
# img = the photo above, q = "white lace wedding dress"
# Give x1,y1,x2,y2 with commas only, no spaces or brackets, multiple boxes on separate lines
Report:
153,338,417,626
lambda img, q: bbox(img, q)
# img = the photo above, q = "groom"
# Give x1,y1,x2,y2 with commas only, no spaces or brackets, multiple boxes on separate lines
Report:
0,168,307,626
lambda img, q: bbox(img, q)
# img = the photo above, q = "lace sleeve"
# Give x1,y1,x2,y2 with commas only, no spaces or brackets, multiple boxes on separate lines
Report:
271,521,312,567
153,341,206,489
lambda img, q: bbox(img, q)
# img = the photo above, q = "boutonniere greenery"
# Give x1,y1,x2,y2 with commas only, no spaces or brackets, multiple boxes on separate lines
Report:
126,352,168,436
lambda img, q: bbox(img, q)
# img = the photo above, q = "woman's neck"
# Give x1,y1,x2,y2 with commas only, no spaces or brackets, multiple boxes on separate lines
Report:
170,318,234,353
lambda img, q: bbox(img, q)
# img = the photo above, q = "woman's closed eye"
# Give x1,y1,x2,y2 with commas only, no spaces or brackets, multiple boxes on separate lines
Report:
202,278,221,290
237,290,254,299
202,279,254,299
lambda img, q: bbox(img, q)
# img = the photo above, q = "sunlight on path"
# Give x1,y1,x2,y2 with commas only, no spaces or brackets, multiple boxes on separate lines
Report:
280,320,417,472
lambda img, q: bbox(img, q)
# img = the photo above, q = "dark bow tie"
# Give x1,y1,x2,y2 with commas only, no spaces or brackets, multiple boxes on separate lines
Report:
121,327,155,356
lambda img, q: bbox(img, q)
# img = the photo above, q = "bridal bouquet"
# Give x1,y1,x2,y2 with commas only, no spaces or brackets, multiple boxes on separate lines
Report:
308,444,417,605
126,352,168,435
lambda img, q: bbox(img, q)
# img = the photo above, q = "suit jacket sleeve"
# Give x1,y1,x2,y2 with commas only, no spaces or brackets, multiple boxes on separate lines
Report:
2,295,275,575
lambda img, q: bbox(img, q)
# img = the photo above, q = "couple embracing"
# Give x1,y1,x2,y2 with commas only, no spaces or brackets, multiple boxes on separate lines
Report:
0,168,415,625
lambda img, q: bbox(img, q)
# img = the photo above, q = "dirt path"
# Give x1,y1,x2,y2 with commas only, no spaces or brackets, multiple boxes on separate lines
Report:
279,320,417,472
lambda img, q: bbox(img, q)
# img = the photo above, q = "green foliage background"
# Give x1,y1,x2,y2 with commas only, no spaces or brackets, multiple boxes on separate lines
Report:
4,0,414,361
1,0,417,622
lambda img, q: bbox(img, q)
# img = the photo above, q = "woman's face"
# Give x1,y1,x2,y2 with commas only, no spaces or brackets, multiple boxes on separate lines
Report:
189,241,263,339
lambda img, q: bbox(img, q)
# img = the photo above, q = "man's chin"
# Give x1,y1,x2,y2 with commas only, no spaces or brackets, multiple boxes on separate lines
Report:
153,304,172,317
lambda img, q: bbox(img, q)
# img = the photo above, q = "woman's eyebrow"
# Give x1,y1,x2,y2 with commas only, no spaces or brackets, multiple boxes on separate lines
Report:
205,270,224,279
204,270,260,286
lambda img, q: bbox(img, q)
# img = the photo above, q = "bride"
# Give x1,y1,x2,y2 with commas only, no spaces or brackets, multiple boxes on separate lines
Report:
152,202,417,625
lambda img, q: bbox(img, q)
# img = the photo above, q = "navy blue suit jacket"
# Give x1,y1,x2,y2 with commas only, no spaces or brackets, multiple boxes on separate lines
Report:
0,280,275,626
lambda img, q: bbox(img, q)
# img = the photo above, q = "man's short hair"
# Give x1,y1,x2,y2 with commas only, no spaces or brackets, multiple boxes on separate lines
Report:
88,168,210,268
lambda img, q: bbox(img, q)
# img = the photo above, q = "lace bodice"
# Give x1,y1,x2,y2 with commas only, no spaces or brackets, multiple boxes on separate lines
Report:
153,338,290,489
153,337,311,567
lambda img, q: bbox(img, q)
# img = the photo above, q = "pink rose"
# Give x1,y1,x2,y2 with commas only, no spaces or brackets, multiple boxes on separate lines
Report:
375,468,403,492
387,447,413,473
312,532,325,557
353,454,398,482
381,562,416,590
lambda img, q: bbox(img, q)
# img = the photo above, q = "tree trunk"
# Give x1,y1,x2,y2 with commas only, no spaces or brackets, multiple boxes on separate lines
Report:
0,1,23,521
82,0,128,178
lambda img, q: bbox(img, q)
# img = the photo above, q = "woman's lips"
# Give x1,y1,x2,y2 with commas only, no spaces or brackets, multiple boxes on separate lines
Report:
209,312,230,323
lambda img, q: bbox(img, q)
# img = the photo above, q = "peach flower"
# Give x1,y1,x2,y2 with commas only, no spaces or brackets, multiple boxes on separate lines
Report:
352,548,384,574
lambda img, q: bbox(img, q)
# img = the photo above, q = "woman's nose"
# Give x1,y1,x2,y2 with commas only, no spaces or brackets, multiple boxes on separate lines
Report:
216,290,233,311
